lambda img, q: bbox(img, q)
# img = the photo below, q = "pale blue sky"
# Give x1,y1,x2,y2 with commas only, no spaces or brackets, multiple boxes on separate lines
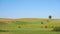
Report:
0,0,60,18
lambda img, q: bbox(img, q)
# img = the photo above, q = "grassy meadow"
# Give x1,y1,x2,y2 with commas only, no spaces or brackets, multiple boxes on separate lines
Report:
0,18,60,34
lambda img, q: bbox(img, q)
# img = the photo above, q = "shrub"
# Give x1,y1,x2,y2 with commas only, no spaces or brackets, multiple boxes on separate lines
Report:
0,30,9,32
52,27,60,31
18,26,21,28
45,25,48,28
41,22,43,24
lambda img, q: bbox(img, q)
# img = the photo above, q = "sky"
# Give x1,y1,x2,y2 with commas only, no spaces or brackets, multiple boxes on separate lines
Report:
0,0,60,18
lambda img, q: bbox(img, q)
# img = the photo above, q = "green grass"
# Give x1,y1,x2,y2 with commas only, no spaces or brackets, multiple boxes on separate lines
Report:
0,18,60,34
1,30,57,34
0,30,60,34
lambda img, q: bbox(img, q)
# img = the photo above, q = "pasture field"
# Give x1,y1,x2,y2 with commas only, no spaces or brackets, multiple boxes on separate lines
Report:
0,18,60,34
0,30,60,34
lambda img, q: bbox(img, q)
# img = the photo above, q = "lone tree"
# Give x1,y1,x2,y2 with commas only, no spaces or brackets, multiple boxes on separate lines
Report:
49,15,52,19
